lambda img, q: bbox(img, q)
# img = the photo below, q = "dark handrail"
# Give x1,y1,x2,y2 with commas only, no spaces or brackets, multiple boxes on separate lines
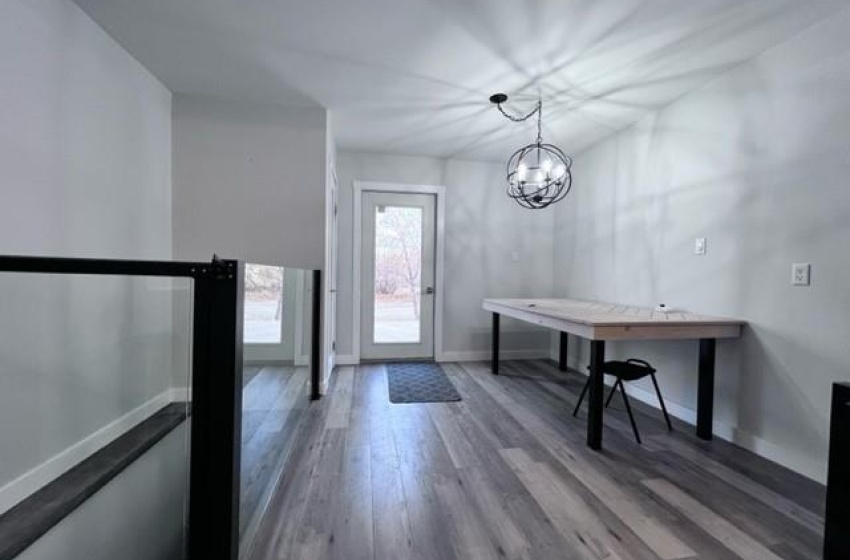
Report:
0,254,223,278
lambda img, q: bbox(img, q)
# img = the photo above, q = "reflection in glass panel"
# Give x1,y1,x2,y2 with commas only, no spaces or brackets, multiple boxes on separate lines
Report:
373,205,422,344
239,268,312,558
244,264,284,344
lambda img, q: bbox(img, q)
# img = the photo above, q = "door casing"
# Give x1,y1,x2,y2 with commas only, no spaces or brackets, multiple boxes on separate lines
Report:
352,181,445,363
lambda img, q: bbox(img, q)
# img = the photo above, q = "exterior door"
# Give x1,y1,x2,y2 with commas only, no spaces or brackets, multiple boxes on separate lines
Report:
360,191,436,360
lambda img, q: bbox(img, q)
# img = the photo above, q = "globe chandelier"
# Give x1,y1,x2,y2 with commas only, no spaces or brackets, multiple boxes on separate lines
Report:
489,93,573,210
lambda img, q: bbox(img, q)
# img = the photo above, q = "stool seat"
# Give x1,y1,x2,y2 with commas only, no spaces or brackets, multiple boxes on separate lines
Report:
593,359,656,381
573,358,671,444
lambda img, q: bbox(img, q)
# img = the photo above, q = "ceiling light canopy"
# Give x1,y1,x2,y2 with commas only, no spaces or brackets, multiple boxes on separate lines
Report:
489,93,573,210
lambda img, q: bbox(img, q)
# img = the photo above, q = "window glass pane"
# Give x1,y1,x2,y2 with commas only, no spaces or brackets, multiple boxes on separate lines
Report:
244,264,284,344
374,205,422,343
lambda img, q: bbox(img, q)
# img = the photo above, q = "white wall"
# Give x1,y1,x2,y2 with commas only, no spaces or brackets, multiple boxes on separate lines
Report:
553,8,850,482
0,0,175,490
171,95,330,387
0,0,183,556
335,151,555,362
172,95,328,270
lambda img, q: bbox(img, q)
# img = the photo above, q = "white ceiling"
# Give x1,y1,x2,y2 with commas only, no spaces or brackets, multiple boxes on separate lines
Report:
74,0,846,161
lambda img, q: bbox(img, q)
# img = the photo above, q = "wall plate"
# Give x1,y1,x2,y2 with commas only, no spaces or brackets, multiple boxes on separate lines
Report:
694,237,707,255
792,263,811,286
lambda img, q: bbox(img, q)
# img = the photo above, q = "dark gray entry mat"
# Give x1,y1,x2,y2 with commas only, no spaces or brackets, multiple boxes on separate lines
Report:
387,362,461,403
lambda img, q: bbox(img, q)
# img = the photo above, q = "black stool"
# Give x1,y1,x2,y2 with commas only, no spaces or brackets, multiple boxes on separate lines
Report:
572,358,672,444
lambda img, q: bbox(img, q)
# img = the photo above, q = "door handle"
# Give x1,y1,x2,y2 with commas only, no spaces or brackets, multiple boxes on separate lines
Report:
423,287,434,295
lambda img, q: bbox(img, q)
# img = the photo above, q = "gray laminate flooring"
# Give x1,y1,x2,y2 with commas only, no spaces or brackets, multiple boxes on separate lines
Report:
247,360,825,560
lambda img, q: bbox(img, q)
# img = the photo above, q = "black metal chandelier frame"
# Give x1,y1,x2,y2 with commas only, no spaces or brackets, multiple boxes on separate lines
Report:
490,93,573,210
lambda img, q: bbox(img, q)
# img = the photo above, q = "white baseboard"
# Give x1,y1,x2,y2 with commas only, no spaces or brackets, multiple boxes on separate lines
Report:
334,354,360,366
0,388,184,515
439,349,550,363
244,359,288,366
334,350,550,365
169,387,191,402
588,376,827,484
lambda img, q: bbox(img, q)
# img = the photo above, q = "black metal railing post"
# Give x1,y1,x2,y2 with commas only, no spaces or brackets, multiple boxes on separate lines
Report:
311,269,322,401
188,259,244,560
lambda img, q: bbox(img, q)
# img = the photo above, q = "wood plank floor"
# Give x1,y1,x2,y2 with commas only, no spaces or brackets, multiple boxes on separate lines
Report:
246,360,825,560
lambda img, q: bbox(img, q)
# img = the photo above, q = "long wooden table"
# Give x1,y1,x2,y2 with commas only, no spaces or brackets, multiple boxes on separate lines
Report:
483,298,745,450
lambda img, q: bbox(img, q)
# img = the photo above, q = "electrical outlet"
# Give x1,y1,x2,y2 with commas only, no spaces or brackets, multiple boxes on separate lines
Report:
792,263,811,286
694,237,707,255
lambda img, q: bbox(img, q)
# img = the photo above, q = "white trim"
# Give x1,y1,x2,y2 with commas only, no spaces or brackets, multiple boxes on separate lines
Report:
352,181,446,363
323,165,340,390
334,354,360,366
623,383,826,483
0,388,184,515
169,387,191,402
335,349,551,365
294,270,305,367
439,349,550,362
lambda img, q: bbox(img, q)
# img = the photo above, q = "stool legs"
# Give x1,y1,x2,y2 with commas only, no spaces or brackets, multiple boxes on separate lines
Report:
573,378,589,417
650,373,673,432
605,379,620,408
618,383,642,444
575,372,670,445
574,376,622,417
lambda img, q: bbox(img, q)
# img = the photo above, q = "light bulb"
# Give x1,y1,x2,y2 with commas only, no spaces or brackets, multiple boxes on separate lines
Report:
554,164,566,178
542,159,553,173
535,170,544,183
517,163,527,181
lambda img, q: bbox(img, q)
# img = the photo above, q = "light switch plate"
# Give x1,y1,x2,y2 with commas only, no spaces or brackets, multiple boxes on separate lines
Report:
694,237,707,255
792,263,811,286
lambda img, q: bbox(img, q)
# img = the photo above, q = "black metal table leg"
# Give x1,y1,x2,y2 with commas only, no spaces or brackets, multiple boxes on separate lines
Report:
559,332,569,372
697,338,716,440
310,270,322,401
587,340,606,450
491,313,500,374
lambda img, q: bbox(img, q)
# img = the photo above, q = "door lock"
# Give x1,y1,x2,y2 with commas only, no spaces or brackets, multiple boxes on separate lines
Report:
423,287,434,295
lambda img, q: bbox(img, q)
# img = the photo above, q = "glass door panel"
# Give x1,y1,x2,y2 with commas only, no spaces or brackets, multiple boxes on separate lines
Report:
373,205,423,344
360,191,435,361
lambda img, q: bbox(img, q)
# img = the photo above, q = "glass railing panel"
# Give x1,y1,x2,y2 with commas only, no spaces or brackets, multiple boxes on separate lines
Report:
0,271,193,560
238,265,314,558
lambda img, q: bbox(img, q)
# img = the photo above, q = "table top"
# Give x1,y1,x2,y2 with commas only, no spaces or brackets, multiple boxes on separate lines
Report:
483,298,745,341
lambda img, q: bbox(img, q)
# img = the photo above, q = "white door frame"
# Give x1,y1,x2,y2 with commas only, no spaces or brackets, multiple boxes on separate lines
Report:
352,181,446,363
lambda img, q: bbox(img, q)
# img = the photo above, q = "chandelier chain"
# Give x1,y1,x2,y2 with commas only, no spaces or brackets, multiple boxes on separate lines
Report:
536,100,542,144
495,100,540,124
496,99,544,144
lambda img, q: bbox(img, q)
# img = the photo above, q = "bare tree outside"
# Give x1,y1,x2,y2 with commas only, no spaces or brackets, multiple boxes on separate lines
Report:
244,264,284,343
373,206,422,342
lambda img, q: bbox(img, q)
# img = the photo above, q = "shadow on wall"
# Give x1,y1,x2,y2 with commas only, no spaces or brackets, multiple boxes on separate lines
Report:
555,22,850,480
